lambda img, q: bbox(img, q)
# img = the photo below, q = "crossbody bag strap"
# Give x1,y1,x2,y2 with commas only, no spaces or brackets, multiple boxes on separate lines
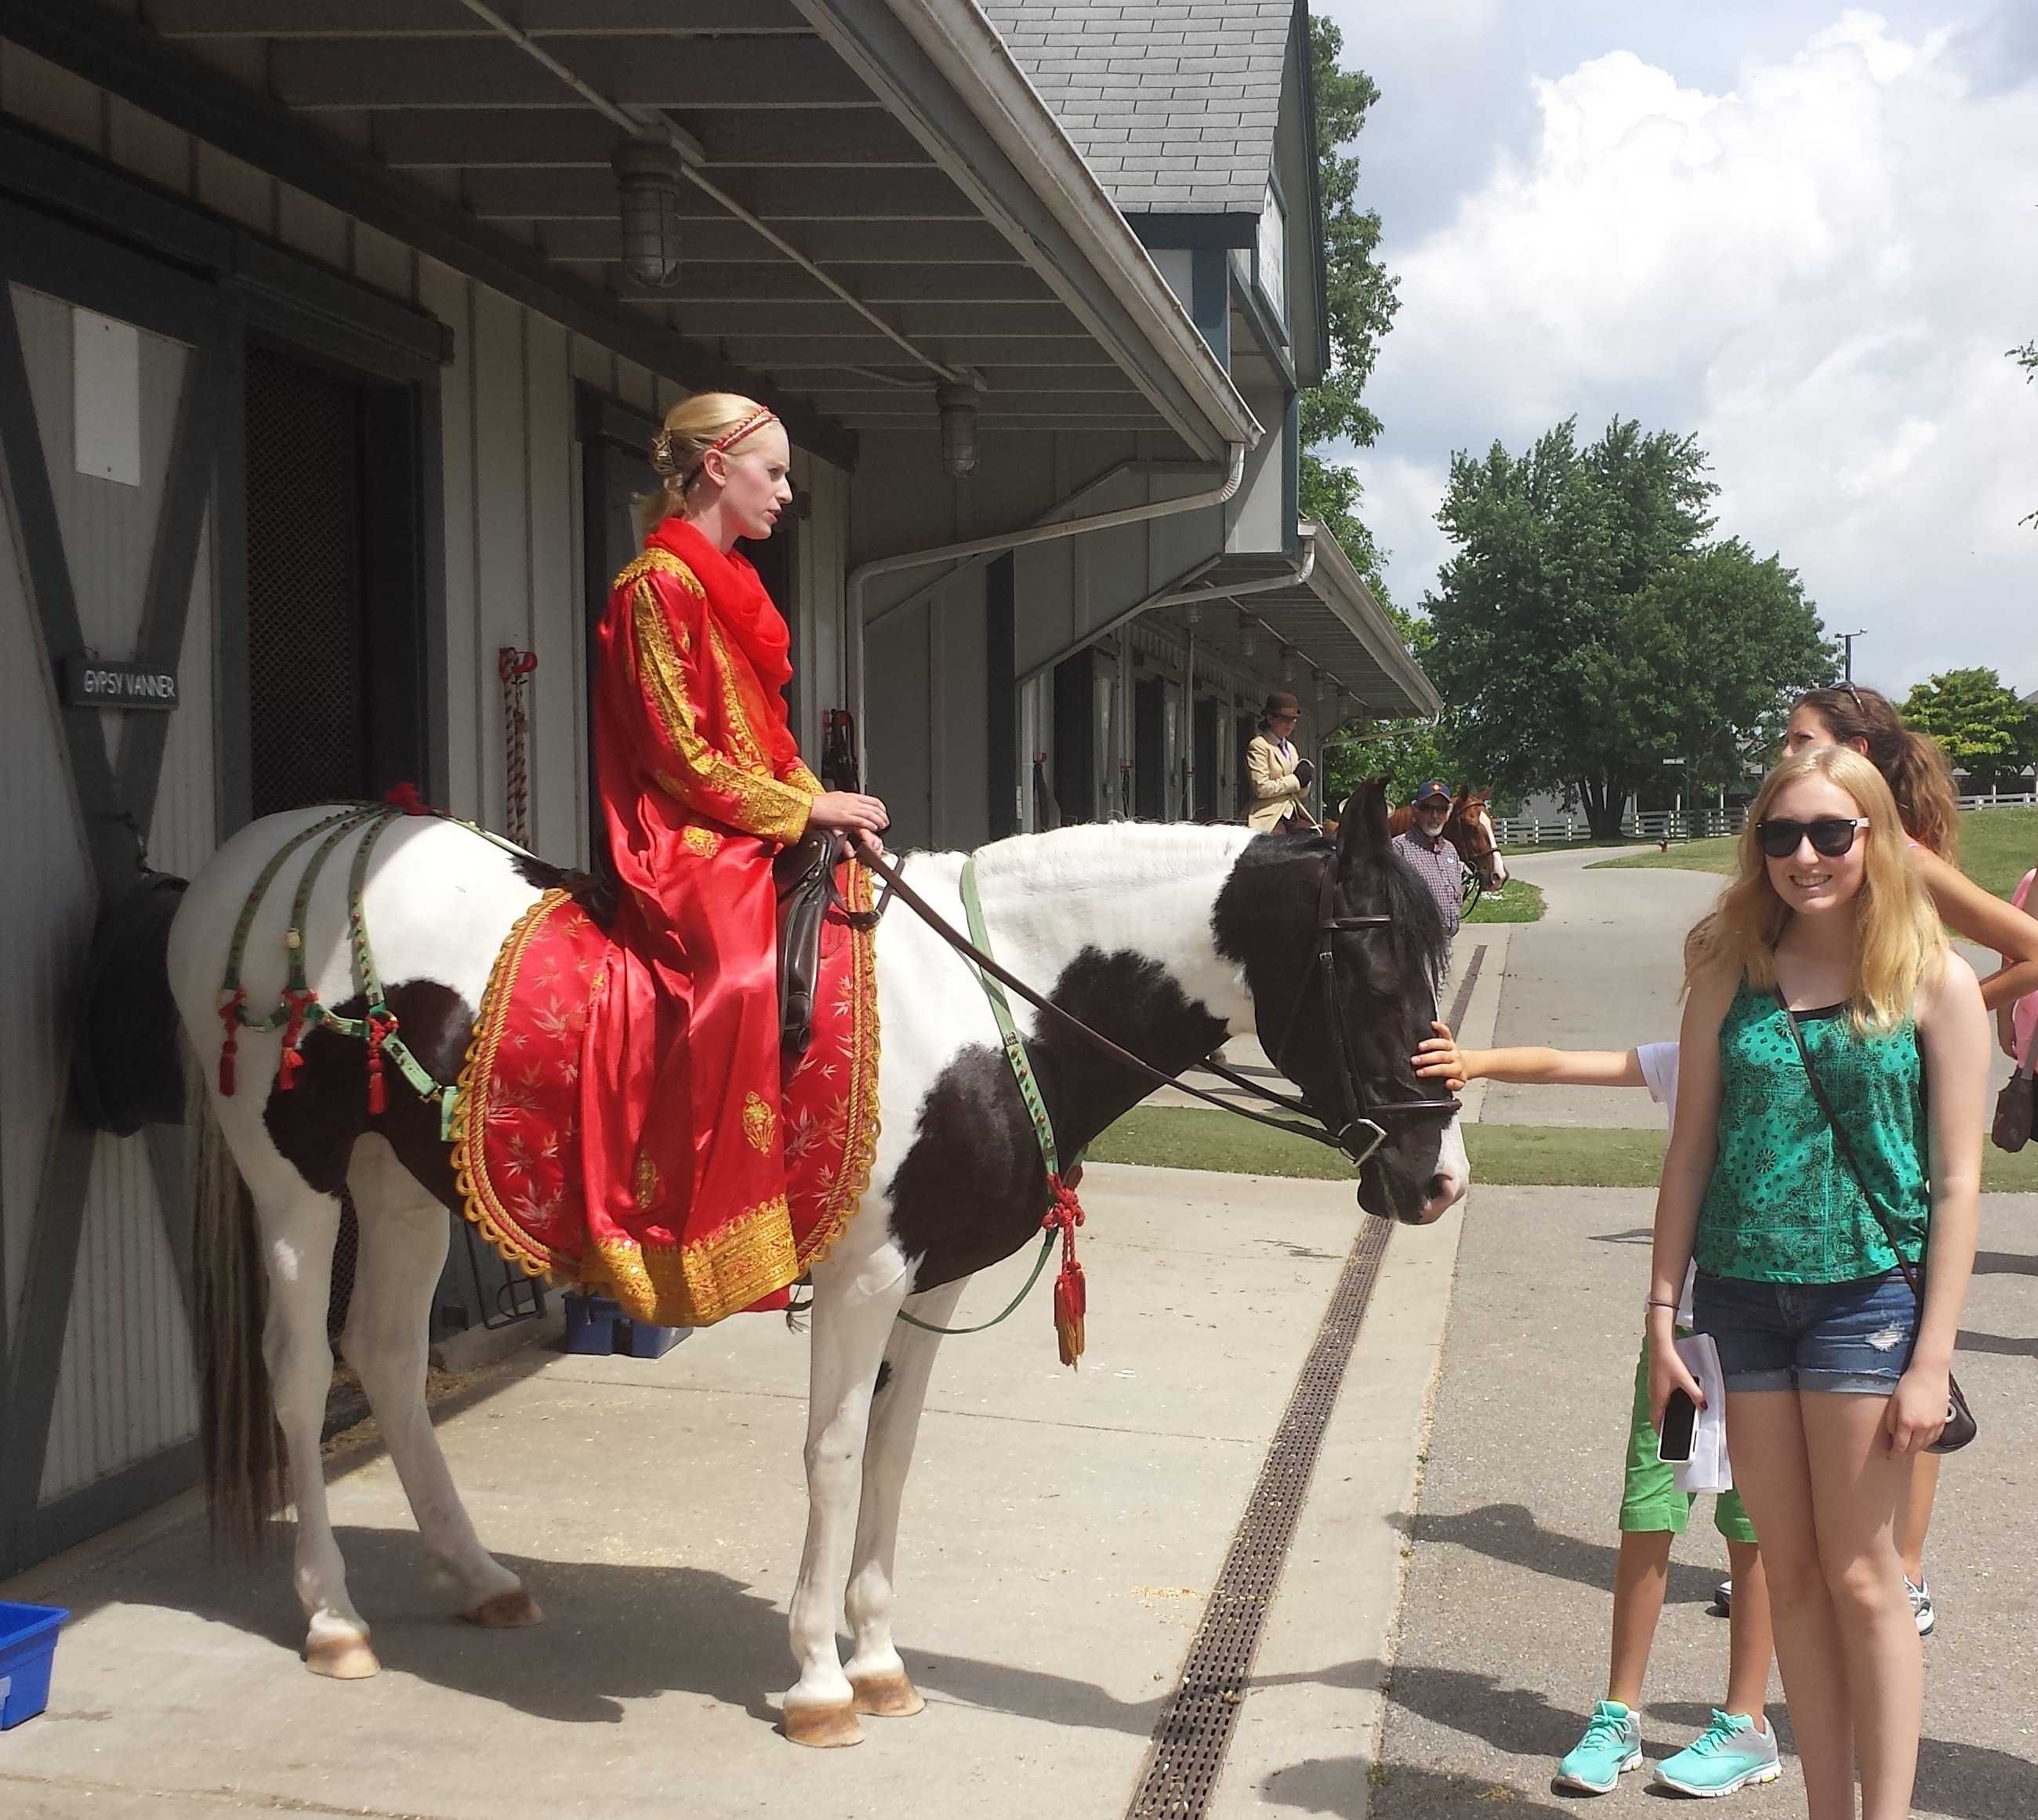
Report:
1774,989,1924,1300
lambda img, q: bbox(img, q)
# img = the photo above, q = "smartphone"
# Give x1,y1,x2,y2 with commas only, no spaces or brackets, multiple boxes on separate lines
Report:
1658,1388,1699,1465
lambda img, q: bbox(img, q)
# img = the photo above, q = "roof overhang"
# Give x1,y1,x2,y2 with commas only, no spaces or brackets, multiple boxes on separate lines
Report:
0,0,1258,462
1148,520,1441,722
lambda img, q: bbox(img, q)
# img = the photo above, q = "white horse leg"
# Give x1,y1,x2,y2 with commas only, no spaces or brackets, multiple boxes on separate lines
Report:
250,1174,377,1678
341,1137,536,1628
781,1238,916,1748
841,1277,964,1719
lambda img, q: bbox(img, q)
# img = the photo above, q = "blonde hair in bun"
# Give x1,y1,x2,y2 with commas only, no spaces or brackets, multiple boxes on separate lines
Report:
635,392,777,542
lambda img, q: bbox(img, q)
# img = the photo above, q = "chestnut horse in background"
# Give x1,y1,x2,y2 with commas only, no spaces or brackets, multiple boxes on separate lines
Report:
1387,788,1509,893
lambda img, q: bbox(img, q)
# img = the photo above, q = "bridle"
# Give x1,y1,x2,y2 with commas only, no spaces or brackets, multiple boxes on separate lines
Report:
858,845,1460,1172
1202,857,1463,1165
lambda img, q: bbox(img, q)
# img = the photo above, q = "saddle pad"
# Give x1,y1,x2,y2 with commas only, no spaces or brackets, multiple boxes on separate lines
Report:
452,865,880,1324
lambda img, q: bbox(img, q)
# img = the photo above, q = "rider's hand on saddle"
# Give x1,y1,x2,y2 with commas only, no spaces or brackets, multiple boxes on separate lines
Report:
1412,1021,1469,1092
1292,758,1315,789
808,790,890,857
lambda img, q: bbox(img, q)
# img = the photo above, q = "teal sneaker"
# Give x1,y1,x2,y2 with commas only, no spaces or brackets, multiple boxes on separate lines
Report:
1555,1699,1642,1794
1652,1709,1782,1797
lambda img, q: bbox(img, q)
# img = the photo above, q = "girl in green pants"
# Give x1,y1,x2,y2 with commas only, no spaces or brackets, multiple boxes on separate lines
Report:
1415,1034,1780,1797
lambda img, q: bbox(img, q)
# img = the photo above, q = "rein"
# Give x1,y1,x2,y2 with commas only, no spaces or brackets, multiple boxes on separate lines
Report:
855,847,1462,1170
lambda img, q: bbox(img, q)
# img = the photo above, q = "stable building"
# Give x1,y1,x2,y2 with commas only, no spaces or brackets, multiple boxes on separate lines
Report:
0,0,1435,1579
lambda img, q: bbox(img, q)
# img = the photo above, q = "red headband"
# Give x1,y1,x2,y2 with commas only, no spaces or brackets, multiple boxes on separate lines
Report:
652,407,782,489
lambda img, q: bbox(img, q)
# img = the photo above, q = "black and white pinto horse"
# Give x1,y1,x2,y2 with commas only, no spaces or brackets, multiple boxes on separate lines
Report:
162,780,1467,1745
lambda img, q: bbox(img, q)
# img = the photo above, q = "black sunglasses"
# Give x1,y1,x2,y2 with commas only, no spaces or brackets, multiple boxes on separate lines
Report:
1757,816,1870,859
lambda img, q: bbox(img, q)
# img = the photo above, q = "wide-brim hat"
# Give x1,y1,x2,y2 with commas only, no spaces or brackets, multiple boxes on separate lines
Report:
1260,692,1300,719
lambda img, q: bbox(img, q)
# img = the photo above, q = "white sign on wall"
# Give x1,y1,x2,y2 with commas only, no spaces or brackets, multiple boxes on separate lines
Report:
73,308,142,488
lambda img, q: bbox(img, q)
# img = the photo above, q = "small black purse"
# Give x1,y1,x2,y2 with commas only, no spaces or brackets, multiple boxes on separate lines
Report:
1777,994,1977,1454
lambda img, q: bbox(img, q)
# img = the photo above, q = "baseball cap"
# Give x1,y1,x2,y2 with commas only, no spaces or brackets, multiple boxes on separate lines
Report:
1413,780,1450,805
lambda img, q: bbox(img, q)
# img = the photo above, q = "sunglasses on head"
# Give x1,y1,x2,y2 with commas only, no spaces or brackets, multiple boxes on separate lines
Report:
1756,816,1870,859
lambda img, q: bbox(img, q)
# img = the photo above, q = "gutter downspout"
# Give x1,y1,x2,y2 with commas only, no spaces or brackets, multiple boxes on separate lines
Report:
1017,531,1317,688
848,444,1246,781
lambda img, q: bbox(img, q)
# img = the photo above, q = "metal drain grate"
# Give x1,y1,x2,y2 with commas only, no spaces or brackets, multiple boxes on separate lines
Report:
1124,945,1485,1820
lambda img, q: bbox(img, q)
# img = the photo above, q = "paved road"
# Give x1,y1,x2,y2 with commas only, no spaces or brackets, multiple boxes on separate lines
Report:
1369,1187,2038,1820
1481,847,1721,1128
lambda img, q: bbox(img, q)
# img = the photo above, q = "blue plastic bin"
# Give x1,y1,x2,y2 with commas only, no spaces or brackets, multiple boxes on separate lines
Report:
561,1292,622,1354
615,1318,688,1359
0,1601,67,1729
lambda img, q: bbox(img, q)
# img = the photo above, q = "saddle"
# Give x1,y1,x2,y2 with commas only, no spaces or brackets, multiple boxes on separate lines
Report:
774,830,847,1055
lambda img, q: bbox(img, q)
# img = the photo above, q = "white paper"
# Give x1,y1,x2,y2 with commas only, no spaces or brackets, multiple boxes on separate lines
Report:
73,309,142,488
1671,1332,1733,1494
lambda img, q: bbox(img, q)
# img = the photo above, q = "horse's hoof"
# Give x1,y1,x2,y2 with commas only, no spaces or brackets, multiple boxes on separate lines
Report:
463,1587,544,1628
305,1634,379,1679
851,1670,926,1718
781,1702,865,1748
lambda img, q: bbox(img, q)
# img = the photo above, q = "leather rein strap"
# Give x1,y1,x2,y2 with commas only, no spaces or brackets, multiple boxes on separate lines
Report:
854,846,1460,1167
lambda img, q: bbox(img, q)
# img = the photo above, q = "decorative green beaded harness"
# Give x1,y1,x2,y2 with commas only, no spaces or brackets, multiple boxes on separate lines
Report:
214,796,532,1140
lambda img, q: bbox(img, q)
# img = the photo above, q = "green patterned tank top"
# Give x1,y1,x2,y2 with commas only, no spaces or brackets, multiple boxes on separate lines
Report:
1695,984,1928,1285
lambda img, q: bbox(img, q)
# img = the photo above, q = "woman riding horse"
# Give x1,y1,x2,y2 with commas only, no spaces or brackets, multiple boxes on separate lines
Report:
582,392,887,1325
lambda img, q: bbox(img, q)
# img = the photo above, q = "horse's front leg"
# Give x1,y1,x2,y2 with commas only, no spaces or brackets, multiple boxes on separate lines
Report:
782,1239,916,1748
341,1137,536,1628
842,1275,964,1719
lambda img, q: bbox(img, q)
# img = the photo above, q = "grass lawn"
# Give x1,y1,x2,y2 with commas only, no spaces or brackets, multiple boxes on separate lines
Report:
1463,878,1545,923
1590,806,2038,898
1086,1105,2038,1192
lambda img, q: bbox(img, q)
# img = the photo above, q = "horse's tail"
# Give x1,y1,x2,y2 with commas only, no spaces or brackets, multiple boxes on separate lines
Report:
186,1034,281,1551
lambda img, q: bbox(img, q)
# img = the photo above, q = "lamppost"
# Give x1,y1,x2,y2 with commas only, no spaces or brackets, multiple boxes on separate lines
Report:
1838,629,1866,682
1663,755,1693,841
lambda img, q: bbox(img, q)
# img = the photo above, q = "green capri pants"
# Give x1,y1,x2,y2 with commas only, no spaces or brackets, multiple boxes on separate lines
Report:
1620,1329,1757,1542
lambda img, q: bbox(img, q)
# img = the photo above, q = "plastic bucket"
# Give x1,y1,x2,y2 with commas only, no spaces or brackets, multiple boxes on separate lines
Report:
0,1601,67,1728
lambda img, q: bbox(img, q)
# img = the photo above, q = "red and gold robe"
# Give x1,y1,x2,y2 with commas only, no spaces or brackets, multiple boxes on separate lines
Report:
579,517,819,1325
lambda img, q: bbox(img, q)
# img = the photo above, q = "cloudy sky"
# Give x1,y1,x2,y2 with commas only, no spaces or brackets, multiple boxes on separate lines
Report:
1312,2,2038,700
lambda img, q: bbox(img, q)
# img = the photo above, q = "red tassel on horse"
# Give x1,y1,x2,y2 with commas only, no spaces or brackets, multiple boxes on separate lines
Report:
1044,1174,1087,1369
365,1011,394,1116
216,990,245,1097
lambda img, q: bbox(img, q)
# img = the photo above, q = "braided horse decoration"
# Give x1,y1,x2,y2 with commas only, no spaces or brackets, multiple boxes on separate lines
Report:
154,780,1467,1743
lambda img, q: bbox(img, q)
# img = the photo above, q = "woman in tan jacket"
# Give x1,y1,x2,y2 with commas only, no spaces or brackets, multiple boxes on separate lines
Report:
1245,692,1315,832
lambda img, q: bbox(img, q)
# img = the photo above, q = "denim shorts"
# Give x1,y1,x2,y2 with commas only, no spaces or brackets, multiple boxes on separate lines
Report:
1692,1268,1919,1395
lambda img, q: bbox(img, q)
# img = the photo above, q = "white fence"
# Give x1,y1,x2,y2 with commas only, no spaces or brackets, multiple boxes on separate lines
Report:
1496,792,2037,848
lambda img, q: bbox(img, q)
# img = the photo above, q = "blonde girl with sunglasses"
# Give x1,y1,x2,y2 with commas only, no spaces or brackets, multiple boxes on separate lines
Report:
1648,746,1989,1820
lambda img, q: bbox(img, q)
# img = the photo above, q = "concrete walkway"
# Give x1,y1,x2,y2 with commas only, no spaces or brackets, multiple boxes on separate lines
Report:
7,853,2028,1820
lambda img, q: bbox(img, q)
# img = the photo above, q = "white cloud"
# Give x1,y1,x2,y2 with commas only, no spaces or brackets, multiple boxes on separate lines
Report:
1358,11,2038,695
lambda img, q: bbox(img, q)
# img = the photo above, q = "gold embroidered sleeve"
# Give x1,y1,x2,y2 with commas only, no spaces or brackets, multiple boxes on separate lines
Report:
631,578,813,843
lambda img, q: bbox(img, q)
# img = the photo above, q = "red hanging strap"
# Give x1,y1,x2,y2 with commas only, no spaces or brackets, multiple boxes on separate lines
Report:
277,988,317,1089
216,990,247,1097
365,1010,397,1115
1043,1174,1087,1369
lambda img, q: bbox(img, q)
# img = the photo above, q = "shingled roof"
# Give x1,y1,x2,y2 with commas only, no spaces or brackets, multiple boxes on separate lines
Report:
980,0,1298,215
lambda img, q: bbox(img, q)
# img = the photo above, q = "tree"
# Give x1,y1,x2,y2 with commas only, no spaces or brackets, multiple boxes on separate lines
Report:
1418,419,1837,838
1902,668,2038,793
1300,16,1399,596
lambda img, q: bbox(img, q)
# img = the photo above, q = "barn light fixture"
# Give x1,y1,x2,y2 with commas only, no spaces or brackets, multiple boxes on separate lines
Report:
1280,644,1296,683
1184,600,1201,626
613,141,687,287
937,382,981,477
1313,669,1328,703
1238,611,1256,657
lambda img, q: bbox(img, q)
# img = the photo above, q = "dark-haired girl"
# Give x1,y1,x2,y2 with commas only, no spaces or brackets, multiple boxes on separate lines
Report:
1785,685,2038,1627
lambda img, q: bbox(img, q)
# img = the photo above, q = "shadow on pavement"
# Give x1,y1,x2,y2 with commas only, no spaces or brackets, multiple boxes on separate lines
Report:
89,1522,1173,1735
1955,1327,2038,1359
1972,1249,2038,1277
1262,1755,1573,1817
1412,1503,1722,1604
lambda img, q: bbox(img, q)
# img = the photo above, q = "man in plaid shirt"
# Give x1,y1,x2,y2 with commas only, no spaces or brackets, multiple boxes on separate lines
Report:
1392,780,1462,940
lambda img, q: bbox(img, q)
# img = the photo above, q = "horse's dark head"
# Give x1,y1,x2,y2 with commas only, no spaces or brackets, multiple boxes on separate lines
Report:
1215,781,1469,1224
